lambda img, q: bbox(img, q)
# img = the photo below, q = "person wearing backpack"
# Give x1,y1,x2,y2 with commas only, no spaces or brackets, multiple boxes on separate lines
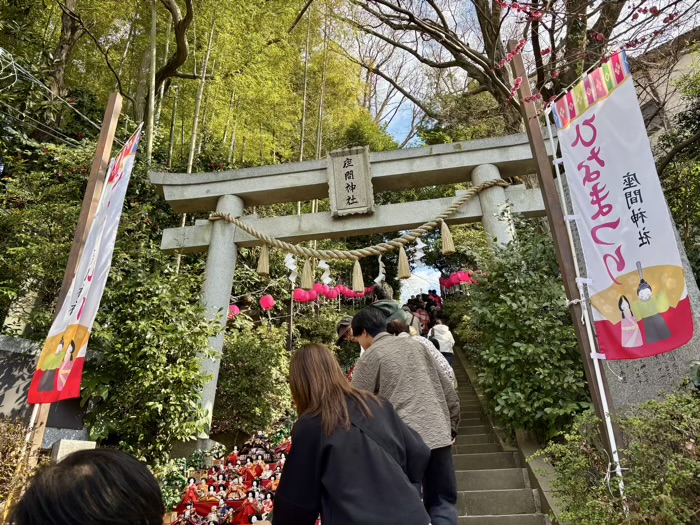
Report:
370,283,422,335
429,311,456,366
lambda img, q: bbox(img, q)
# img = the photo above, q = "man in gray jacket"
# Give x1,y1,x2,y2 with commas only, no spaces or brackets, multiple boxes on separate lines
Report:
351,307,460,525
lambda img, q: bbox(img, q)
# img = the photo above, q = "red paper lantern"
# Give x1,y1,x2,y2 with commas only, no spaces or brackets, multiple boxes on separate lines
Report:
307,290,318,301
313,283,324,293
228,305,240,320
449,273,461,285
326,289,339,299
260,295,275,311
293,288,307,302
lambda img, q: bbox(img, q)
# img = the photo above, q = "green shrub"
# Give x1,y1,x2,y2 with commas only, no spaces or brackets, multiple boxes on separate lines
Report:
212,316,292,437
0,417,47,513
446,219,590,437
538,391,700,524
82,262,220,463
149,457,188,511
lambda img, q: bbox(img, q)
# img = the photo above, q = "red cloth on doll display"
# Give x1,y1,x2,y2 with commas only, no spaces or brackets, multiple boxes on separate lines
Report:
232,493,261,524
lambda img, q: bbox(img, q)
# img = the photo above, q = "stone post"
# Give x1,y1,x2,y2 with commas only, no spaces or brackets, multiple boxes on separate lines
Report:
199,194,243,441
472,164,514,246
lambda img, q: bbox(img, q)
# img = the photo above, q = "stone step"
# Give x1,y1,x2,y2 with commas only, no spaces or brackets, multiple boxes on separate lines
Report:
454,452,518,470
455,434,496,445
456,468,527,491
459,417,488,427
458,489,537,516
454,443,502,455
457,425,492,435
460,411,485,419
458,515,546,525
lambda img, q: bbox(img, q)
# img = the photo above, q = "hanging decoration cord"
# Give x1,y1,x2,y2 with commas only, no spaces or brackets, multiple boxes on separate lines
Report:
209,178,509,261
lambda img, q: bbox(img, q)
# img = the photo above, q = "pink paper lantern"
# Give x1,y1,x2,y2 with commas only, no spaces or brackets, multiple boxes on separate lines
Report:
228,305,240,320
326,289,339,299
321,284,330,295
306,290,318,301
313,283,324,293
259,295,275,311
449,273,461,285
293,288,307,302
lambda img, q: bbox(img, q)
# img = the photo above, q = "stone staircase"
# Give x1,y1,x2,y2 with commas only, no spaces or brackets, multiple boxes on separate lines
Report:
452,359,548,525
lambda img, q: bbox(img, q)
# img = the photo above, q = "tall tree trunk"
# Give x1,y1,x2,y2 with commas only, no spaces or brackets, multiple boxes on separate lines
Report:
197,59,217,156
155,20,172,129
168,86,179,168
222,91,235,143
49,0,84,100
315,11,329,160
145,0,157,164
299,10,312,162
186,17,215,174
227,108,239,164
133,48,151,122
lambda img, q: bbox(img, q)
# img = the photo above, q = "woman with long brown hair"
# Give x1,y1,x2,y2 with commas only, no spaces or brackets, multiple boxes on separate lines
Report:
272,343,431,525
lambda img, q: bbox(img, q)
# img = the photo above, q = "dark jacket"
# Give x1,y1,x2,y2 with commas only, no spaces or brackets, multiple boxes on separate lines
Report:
272,396,431,525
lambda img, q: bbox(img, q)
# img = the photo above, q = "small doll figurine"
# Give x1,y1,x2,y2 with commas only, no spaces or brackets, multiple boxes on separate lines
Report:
227,477,246,500
202,485,219,502
254,455,267,477
268,474,279,493
243,458,257,482
278,453,286,469
217,484,228,500
217,474,228,487
206,506,220,524
198,477,209,497
183,477,199,504
261,493,273,517
226,445,240,465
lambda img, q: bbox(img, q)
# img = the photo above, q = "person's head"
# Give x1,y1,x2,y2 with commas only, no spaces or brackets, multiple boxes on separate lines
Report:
351,307,387,349
335,316,353,345
289,343,377,436
374,282,394,301
10,449,165,525
435,310,445,324
386,319,410,336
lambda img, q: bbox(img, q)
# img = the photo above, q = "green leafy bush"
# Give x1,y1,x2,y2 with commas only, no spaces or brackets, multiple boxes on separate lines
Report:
212,316,292,437
149,457,188,511
538,392,700,524
82,261,220,462
446,219,590,437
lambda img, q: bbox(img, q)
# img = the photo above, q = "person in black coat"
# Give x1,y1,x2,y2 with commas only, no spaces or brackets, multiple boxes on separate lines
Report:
272,343,431,525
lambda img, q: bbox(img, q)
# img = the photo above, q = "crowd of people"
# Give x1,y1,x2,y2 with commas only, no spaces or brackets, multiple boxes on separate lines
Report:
9,284,460,525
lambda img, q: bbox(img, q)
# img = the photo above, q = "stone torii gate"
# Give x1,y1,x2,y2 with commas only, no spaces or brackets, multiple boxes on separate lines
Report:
150,132,550,439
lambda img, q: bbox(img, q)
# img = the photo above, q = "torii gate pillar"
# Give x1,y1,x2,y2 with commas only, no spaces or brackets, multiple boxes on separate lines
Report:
199,194,243,439
472,164,514,246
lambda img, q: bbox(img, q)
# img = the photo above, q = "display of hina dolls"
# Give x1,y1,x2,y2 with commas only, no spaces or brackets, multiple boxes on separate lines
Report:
175,433,292,523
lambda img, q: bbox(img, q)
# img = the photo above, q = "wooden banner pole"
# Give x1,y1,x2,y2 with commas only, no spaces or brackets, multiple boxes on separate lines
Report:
507,42,620,451
27,92,123,465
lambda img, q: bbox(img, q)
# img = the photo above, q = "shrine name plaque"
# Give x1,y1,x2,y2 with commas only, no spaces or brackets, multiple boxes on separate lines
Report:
327,146,375,218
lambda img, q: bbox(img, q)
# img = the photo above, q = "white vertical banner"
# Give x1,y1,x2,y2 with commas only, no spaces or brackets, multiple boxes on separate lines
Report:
555,52,693,360
29,126,142,403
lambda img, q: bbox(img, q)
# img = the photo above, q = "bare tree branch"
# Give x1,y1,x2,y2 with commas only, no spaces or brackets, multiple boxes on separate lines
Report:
657,128,700,177
56,1,136,108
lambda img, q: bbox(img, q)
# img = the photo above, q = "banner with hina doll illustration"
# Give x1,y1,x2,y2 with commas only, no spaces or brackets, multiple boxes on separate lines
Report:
553,51,693,360
28,126,142,403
